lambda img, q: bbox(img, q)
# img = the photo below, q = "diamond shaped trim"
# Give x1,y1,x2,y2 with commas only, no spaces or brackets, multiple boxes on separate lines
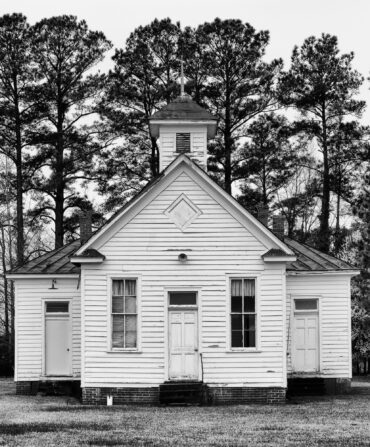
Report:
165,194,202,230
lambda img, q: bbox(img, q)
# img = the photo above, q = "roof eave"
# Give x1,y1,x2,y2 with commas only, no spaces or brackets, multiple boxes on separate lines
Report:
70,255,105,265
263,255,297,262
6,273,80,279
149,120,217,139
286,269,360,276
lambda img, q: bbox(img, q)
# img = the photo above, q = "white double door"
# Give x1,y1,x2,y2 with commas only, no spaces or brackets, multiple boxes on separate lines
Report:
168,310,198,380
292,313,319,372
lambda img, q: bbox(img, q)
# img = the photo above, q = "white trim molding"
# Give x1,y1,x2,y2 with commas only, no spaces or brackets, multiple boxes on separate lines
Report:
287,270,359,277
106,273,142,353
225,273,261,353
7,274,80,279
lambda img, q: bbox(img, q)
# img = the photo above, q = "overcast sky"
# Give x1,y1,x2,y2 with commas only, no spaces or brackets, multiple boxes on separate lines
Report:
1,0,370,122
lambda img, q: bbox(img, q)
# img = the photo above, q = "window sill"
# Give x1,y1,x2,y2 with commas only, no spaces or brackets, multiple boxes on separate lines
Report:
225,349,262,353
107,349,142,354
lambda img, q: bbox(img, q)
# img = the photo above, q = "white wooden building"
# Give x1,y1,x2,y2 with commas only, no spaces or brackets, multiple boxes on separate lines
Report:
8,94,358,404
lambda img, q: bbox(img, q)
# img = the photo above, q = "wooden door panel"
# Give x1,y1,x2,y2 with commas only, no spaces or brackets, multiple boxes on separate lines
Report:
169,310,198,380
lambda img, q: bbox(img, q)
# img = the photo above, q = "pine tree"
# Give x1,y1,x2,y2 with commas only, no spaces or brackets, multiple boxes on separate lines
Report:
236,113,300,211
0,13,39,266
279,34,364,253
29,15,111,248
190,19,283,193
98,19,181,211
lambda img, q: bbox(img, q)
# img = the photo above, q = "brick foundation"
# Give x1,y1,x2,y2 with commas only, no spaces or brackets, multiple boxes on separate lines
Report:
206,386,286,405
82,387,159,405
287,377,351,396
16,381,81,397
16,381,39,395
82,385,286,405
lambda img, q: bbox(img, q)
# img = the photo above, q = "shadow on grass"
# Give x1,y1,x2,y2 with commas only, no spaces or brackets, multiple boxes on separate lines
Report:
0,421,112,436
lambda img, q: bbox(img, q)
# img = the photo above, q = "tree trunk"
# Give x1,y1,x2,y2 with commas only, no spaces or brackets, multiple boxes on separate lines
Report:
54,86,65,249
0,225,9,342
224,85,232,194
319,107,331,253
13,76,24,267
332,160,343,254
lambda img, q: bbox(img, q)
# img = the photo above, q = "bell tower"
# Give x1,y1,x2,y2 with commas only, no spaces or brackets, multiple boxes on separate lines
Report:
149,75,217,171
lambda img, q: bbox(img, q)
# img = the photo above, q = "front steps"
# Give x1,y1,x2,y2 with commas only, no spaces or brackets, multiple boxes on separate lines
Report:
159,381,206,405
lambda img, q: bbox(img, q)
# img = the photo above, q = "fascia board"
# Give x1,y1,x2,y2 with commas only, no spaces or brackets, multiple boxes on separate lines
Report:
287,270,360,277
263,256,297,262
69,257,105,264
6,274,80,279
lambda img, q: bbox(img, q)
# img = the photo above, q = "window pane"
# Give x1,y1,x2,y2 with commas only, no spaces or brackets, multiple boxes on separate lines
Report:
244,330,256,348
244,314,255,331
125,296,136,313
231,279,242,297
244,296,255,312
232,331,243,347
295,299,317,310
244,279,255,297
112,280,124,296
169,292,196,305
112,296,124,313
125,316,137,348
231,295,242,313
125,280,136,296
125,331,137,348
125,315,137,331
112,315,125,348
46,302,69,313
231,314,242,330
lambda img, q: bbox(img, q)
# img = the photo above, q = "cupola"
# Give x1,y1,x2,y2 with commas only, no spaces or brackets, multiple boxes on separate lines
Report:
149,93,217,171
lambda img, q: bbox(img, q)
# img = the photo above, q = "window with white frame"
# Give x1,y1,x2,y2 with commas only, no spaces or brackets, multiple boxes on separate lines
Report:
230,278,256,348
111,279,137,349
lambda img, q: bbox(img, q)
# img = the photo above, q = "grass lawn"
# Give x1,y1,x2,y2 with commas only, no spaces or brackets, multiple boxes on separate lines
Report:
0,380,369,446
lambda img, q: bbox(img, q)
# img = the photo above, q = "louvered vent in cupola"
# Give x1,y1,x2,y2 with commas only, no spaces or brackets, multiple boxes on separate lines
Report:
176,133,191,153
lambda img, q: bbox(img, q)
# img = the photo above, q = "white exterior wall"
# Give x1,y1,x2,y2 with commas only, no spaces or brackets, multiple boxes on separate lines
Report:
286,274,352,378
159,125,207,171
14,277,81,381
82,170,287,388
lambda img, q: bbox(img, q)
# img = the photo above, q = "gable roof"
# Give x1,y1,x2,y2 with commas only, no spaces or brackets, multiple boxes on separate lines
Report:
7,155,356,277
71,154,295,258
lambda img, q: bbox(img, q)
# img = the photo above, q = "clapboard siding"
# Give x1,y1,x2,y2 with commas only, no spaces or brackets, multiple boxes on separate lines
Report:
15,278,81,381
286,274,351,378
82,170,287,388
159,126,207,170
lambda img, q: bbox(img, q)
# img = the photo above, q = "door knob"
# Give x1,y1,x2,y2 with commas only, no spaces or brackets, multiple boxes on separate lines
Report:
194,348,198,352
67,349,70,352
